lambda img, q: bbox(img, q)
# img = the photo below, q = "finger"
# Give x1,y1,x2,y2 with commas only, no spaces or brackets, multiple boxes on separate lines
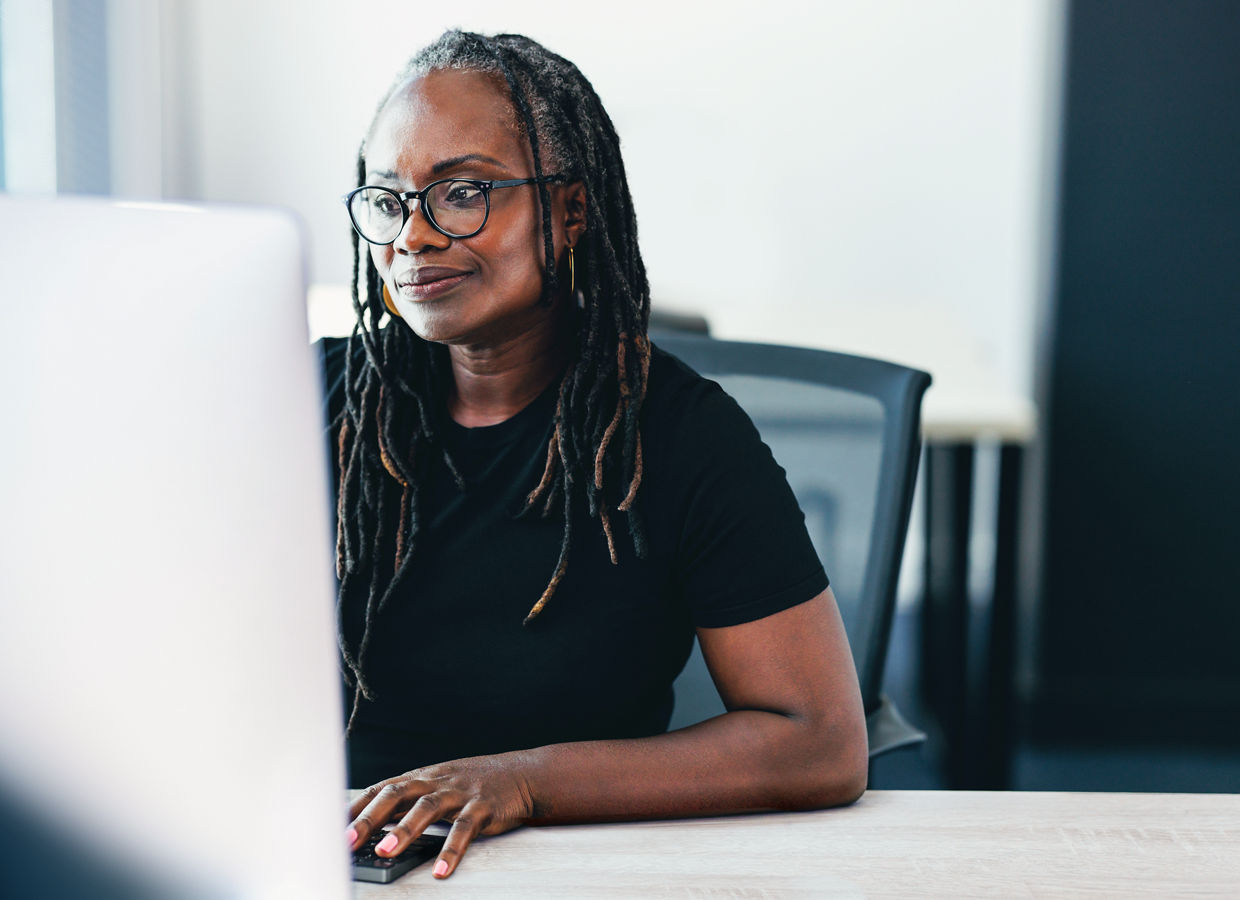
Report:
433,803,487,879
375,791,455,857
350,781,421,849
348,783,385,822
346,784,384,847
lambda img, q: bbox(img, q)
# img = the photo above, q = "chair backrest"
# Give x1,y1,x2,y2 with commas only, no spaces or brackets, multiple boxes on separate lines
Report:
654,334,930,723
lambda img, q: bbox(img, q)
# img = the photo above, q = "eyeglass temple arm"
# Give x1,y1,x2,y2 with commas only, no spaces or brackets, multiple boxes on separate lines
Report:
489,174,568,189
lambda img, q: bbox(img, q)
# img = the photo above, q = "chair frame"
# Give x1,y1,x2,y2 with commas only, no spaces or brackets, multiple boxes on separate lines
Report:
652,333,930,755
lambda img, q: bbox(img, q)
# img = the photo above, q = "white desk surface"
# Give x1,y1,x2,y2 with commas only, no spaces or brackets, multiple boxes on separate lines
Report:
353,789,1240,898
310,286,1036,444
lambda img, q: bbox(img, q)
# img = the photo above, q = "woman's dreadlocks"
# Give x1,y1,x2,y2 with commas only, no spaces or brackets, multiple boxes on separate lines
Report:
334,31,652,730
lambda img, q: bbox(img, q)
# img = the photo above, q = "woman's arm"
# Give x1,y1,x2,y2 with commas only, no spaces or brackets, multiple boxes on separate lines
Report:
347,587,867,878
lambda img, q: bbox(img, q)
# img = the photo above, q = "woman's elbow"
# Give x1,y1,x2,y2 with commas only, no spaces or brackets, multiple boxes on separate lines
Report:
825,750,870,808
782,716,869,810
802,748,868,810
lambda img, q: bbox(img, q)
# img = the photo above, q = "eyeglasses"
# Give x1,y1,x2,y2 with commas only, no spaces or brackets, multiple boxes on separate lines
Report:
343,175,566,244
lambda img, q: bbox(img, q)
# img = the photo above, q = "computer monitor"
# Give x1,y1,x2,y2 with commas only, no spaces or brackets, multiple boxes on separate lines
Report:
0,195,348,898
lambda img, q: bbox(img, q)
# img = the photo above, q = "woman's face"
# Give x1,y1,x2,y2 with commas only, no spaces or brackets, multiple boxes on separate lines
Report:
364,68,582,347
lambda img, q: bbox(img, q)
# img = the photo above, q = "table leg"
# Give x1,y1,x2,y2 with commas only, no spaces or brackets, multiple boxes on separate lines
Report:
979,443,1023,790
921,442,974,789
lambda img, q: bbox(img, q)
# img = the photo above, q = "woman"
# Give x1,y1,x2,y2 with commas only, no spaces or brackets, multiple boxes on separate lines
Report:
327,30,867,879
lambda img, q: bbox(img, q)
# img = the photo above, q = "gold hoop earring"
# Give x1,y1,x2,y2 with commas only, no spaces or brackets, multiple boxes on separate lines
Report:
568,246,575,296
382,284,401,319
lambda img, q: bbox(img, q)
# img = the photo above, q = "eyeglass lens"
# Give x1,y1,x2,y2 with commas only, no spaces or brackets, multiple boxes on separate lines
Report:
349,182,488,242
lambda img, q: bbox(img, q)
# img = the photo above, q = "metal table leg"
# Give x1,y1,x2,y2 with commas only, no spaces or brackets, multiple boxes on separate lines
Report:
921,442,974,789
922,441,1024,790
980,442,1023,790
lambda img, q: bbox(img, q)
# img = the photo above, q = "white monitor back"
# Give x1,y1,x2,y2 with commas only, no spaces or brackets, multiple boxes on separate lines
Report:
0,196,347,899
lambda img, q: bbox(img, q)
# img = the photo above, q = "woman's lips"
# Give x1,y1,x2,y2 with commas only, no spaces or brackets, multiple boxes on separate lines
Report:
395,271,470,300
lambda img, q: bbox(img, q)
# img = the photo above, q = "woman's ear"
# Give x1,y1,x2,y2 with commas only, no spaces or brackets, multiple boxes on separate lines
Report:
563,180,587,247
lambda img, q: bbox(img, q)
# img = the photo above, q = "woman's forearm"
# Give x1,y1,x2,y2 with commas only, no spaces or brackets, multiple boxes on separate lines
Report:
512,708,868,824
348,596,868,878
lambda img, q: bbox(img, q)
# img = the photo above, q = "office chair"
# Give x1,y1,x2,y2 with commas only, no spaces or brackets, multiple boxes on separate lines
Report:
648,307,710,335
653,333,930,758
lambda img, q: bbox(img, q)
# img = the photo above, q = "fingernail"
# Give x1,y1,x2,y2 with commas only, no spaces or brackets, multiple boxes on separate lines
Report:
376,834,398,855
433,859,449,877
346,827,357,847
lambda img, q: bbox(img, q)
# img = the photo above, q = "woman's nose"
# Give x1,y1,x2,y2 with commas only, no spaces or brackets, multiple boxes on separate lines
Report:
394,203,451,254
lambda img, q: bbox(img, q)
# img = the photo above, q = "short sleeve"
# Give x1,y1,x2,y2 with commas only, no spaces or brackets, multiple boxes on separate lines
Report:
643,351,829,628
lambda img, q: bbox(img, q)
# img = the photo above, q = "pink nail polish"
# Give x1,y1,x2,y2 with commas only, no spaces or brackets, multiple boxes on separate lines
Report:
434,859,449,877
346,827,357,847
376,833,398,855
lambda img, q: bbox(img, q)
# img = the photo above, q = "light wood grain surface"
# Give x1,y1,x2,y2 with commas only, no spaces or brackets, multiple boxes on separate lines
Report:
351,789,1240,898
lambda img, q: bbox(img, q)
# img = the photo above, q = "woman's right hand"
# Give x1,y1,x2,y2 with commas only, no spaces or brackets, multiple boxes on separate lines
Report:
347,754,536,879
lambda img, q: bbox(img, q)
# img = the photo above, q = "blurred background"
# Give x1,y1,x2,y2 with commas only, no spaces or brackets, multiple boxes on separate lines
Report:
2,0,1237,792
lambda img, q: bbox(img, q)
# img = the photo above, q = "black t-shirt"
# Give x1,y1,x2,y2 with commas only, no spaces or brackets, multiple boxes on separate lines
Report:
319,337,828,787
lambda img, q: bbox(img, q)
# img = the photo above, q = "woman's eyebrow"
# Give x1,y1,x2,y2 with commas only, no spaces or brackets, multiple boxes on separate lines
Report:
365,155,511,184
431,153,511,175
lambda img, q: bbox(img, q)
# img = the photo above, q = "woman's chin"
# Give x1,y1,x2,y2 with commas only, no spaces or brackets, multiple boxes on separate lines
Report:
394,306,468,345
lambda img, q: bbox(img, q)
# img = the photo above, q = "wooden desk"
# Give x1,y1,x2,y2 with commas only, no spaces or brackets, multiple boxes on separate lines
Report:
354,790,1240,898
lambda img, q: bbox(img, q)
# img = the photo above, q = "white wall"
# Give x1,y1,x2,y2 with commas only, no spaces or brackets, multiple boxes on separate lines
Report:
128,0,1061,400
0,0,58,192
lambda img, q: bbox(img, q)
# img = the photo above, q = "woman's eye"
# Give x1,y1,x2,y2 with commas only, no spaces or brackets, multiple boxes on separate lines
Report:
441,183,485,207
371,194,402,216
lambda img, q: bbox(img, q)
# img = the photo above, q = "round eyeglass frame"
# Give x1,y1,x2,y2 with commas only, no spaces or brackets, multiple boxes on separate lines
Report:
342,174,566,243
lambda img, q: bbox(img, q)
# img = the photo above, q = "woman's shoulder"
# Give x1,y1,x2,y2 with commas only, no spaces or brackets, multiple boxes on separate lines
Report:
643,340,753,443
646,341,716,409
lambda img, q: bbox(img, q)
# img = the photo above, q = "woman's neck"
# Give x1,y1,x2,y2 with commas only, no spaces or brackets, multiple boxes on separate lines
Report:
445,312,572,428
